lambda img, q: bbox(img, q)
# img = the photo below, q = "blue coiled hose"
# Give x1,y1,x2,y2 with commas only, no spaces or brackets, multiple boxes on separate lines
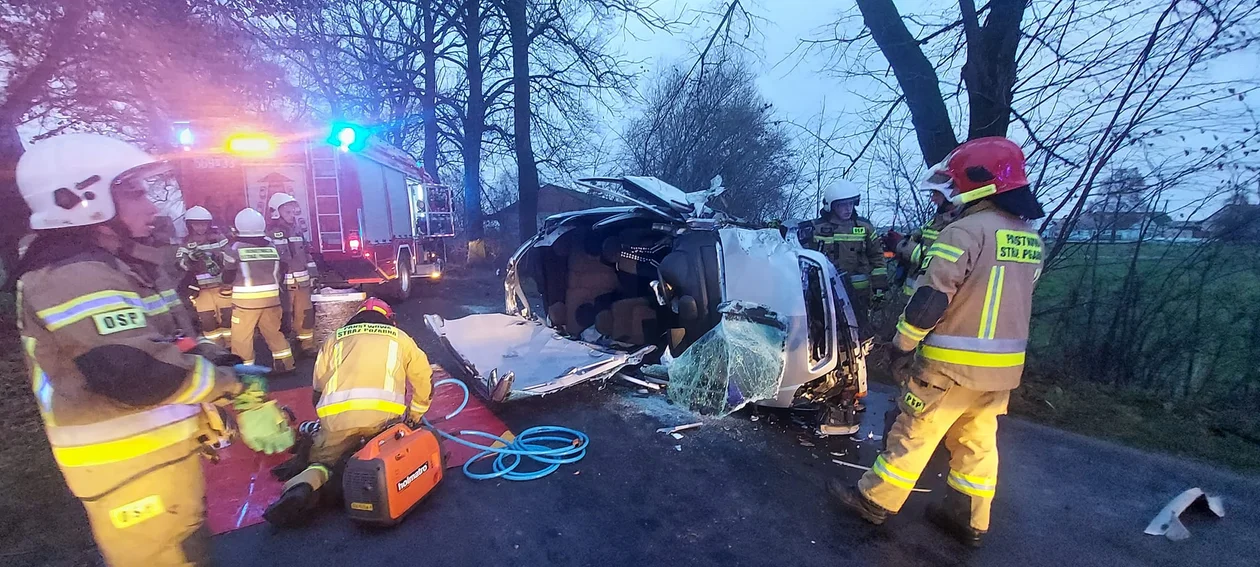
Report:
422,378,588,481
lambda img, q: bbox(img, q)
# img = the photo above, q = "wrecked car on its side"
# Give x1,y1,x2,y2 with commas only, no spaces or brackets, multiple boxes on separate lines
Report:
425,176,868,424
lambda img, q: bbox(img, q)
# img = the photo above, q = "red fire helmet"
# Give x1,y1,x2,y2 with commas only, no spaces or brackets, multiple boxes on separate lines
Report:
357,297,395,322
943,137,1030,203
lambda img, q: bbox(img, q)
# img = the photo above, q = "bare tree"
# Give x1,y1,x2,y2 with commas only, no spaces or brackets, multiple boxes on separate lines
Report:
622,58,797,221
499,0,665,242
0,0,287,285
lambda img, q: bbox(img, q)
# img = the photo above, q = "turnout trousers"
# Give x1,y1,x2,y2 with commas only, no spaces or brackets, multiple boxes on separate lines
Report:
71,448,210,567
230,305,293,372
858,366,1009,531
191,287,232,345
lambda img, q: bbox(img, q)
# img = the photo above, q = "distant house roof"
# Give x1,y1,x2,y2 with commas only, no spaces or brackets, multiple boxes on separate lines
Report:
488,183,621,222
1073,211,1171,232
1202,203,1260,236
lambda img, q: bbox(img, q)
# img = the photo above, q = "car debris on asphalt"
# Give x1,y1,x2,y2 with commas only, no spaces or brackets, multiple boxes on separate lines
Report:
1145,487,1225,541
656,422,703,434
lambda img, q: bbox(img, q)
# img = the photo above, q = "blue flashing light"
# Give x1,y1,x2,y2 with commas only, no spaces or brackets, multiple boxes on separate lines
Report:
327,122,370,152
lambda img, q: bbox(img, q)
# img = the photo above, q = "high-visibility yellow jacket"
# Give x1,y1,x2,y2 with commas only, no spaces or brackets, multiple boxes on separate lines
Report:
178,228,230,288
17,238,240,497
268,221,317,287
801,214,888,290
896,207,961,295
893,200,1043,391
222,238,283,309
312,322,433,432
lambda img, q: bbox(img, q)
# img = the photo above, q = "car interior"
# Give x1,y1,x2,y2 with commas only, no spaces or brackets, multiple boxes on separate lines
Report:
519,211,724,359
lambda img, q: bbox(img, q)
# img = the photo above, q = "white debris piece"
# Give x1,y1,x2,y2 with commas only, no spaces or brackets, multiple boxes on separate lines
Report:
619,373,661,391
1144,487,1225,541
670,432,685,440
656,422,703,435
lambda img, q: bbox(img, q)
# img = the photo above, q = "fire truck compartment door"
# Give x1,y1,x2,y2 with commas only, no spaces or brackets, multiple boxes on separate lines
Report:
424,313,652,402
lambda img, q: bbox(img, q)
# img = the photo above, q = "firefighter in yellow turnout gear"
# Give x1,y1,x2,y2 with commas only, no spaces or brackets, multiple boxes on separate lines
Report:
13,133,293,566
893,168,961,296
224,208,294,372
267,192,318,353
177,206,232,344
829,137,1046,548
264,298,434,527
799,180,888,317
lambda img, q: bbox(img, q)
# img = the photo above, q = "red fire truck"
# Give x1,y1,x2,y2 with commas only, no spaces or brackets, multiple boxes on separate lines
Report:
174,125,455,300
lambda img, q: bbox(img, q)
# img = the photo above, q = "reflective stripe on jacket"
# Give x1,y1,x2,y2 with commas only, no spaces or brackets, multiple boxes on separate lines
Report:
223,240,283,308
18,246,239,496
896,208,961,296
893,200,1043,391
801,215,888,290
269,222,316,287
313,323,433,432
177,230,230,287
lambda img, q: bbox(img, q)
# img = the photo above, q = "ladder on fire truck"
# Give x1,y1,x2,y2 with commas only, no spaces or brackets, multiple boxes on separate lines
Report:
308,143,345,253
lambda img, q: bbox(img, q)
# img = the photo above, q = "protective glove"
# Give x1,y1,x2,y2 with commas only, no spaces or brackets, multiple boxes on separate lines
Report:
237,401,296,454
188,341,243,367
233,369,271,411
889,347,917,386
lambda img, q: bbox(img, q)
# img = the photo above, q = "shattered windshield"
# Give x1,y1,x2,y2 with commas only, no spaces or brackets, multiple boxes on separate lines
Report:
667,301,788,416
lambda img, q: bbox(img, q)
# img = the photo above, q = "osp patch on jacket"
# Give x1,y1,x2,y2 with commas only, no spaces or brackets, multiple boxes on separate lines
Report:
93,308,146,335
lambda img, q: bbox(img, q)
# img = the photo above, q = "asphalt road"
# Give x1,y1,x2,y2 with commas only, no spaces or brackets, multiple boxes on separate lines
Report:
210,271,1260,567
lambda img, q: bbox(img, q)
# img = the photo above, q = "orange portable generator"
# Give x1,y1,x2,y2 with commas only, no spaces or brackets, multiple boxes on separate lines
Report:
342,423,445,525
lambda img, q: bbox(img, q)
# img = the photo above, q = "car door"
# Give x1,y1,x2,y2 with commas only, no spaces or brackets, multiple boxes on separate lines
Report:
425,313,653,403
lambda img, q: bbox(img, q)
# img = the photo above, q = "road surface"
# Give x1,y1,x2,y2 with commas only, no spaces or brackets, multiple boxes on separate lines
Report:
210,271,1260,567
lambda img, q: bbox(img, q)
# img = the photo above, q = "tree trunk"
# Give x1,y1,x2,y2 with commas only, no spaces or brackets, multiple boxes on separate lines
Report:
959,0,1026,140
0,116,29,289
421,1,440,180
506,0,539,243
856,0,959,164
462,0,485,241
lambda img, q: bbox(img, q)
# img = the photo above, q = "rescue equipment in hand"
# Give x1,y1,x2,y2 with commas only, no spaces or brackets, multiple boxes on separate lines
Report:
237,401,295,454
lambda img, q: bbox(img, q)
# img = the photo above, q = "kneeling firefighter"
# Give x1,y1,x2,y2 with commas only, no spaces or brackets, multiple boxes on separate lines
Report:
14,133,295,566
828,137,1045,547
265,298,434,526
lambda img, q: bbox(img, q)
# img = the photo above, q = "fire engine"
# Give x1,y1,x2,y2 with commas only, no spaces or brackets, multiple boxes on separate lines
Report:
172,123,455,300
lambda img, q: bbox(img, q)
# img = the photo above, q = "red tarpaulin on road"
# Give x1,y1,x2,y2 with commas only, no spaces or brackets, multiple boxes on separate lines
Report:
203,368,511,534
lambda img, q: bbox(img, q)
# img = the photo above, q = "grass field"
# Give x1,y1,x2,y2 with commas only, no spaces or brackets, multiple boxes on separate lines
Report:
1021,240,1260,471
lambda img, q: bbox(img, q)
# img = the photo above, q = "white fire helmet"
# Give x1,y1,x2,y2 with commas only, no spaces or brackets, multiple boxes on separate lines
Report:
268,192,298,219
919,161,953,198
185,206,213,222
234,208,268,237
16,133,170,231
823,179,862,207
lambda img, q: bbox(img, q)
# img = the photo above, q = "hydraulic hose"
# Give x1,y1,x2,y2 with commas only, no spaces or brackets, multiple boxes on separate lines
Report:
423,378,588,481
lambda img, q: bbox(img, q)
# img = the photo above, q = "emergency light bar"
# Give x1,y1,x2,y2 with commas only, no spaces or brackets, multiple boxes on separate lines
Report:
226,134,276,156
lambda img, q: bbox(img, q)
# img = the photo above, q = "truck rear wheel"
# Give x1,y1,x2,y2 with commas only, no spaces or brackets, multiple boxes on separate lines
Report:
386,253,413,303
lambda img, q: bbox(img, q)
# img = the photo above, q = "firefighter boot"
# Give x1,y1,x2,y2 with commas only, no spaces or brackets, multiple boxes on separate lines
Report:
827,479,889,525
927,490,985,548
263,484,318,528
